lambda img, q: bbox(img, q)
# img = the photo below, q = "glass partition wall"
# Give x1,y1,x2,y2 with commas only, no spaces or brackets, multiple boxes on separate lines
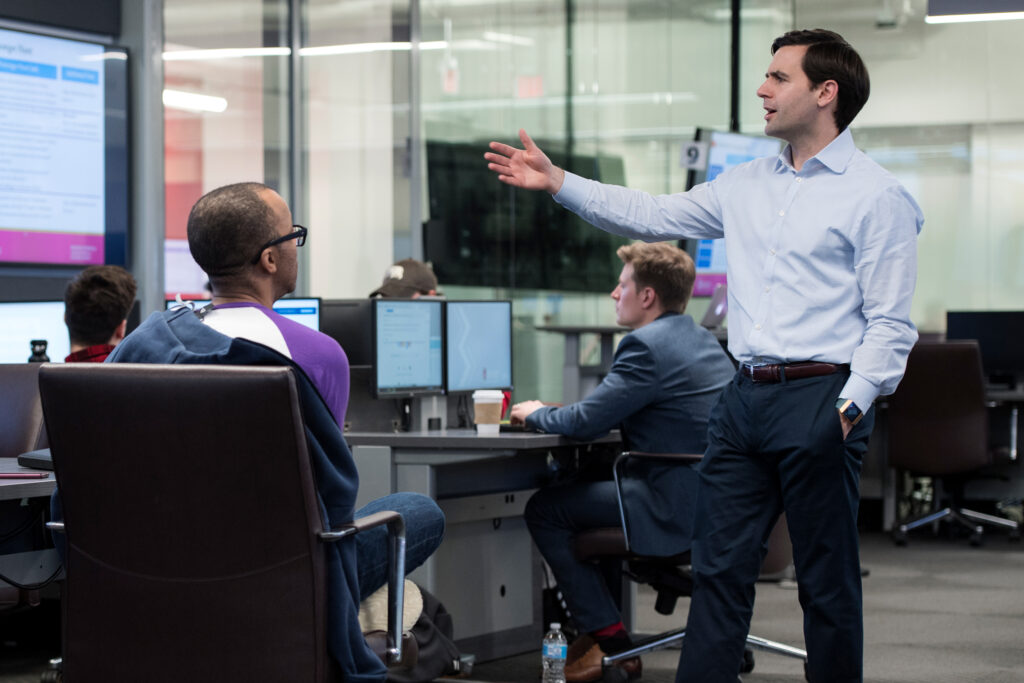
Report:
163,0,1024,401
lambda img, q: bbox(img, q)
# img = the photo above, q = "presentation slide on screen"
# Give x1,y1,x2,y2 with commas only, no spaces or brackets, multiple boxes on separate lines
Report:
0,28,106,265
692,133,781,296
377,303,443,390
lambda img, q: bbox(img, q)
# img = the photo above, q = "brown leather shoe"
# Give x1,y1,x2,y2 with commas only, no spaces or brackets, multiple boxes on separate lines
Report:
566,634,596,667
564,640,641,683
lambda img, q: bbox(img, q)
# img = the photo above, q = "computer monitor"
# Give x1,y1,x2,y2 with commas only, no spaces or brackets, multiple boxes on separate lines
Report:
945,310,1024,386
320,299,372,367
166,297,321,331
445,300,513,393
699,283,728,330
0,301,69,363
372,299,444,398
686,129,782,297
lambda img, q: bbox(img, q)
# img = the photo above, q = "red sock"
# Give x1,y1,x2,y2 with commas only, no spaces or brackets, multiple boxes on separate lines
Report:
593,622,626,640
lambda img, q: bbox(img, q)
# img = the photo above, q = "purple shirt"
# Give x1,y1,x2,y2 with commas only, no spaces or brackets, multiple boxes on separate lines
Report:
202,302,350,428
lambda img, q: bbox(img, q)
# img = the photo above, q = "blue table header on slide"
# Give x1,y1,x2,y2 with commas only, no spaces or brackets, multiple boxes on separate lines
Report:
0,58,57,79
62,67,98,84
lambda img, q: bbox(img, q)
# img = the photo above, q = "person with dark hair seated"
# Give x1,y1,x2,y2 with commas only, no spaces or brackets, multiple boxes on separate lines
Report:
103,182,445,681
63,265,137,363
511,242,735,682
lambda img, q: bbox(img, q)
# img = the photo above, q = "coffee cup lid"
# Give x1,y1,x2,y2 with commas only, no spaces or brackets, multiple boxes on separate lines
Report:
472,389,504,401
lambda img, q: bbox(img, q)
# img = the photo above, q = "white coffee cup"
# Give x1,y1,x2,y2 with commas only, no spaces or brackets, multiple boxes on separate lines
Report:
472,389,504,435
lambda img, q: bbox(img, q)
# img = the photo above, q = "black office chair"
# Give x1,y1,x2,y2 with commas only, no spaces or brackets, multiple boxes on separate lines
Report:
572,452,807,682
888,341,1020,546
0,363,55,614
39,363,408,683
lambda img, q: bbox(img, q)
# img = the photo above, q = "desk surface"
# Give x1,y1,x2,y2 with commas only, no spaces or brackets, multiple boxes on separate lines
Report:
346,428,620,450
988,388,1024,403
0,458,55,501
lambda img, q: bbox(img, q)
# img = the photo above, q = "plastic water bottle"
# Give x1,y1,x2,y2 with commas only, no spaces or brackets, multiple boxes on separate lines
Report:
542,622,567,683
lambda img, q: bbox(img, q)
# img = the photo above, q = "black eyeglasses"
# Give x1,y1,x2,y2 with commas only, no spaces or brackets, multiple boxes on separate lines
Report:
251,225,307,264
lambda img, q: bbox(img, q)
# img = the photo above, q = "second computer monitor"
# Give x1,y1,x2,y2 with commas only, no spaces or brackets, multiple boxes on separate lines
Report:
445,300,513,393
372,298,444,398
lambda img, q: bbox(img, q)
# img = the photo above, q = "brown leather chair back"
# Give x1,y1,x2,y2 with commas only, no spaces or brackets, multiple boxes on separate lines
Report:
887,341,990,476
0,363,47,458
39,363,334,683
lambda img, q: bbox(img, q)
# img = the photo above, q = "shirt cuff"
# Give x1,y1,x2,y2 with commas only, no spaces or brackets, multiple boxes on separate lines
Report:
525,405,555,432
552,171,588,209
838,372,880,413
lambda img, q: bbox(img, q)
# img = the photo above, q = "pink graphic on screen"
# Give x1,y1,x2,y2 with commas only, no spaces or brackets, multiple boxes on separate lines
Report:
0,231,104,265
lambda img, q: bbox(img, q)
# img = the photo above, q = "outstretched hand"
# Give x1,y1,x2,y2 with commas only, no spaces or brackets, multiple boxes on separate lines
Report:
485,129,565,194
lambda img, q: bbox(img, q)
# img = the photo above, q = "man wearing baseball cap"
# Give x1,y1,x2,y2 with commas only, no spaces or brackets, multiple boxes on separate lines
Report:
369,258,439,298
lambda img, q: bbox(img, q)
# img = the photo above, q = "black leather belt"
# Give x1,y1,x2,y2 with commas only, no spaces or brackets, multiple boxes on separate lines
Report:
740,361,848,383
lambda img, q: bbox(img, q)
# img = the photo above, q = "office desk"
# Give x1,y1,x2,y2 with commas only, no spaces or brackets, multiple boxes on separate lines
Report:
346,429,621,662
0,459,55,501
536,325,626,403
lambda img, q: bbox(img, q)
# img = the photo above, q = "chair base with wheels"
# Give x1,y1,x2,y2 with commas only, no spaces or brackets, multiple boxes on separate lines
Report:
892,505,1020,547
573,527,807,681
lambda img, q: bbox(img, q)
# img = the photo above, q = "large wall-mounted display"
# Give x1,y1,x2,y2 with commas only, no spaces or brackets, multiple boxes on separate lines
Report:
424,140,629,293
0,26,129,267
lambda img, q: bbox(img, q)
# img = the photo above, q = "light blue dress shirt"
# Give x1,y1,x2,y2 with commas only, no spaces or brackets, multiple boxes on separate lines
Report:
554,128,924,411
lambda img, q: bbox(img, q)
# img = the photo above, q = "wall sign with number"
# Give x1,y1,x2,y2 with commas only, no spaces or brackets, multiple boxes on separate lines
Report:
680,141,709,171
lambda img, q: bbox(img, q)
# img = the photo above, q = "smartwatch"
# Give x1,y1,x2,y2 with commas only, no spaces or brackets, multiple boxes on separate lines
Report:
835,398,864,425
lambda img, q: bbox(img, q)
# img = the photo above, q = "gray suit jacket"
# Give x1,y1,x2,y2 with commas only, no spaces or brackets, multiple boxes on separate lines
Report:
527,312,735,555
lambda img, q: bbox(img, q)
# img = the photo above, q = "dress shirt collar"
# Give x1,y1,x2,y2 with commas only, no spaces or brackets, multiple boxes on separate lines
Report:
773,127,857,175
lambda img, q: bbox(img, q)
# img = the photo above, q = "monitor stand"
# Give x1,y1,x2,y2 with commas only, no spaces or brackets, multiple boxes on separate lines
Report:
410,395,447,432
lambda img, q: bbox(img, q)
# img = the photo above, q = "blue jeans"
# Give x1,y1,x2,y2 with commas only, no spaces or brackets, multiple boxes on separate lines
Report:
354,492,446,602
524,480,623,632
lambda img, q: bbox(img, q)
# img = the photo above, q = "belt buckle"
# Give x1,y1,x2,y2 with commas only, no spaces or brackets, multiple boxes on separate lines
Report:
741,361,769,381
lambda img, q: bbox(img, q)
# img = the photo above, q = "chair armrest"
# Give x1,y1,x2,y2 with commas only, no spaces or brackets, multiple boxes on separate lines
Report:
45,522,65,534
321,510,407,666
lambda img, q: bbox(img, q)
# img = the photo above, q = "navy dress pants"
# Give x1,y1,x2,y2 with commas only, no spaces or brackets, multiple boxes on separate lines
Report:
676,371,874,683
524,480,624,632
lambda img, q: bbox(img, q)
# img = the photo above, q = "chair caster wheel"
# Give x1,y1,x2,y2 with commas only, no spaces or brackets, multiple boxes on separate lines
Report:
891,529,908,546
739,646,755,673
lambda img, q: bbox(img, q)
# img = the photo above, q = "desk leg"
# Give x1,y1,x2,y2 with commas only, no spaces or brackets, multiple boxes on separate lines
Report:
352,445,394,510
398,463,438,592
562,333,581,405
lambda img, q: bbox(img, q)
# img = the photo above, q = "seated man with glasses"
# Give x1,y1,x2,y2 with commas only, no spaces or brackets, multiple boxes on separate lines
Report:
105,182,445,681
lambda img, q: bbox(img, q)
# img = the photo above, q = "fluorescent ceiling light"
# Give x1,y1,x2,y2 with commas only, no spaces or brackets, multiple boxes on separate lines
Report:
925,11,1024,22
301,41,447,56
163,47,290,61
164,41,449,61
163,89,228,113
482,31,535,47
926,0,1024,23
80,52,128,62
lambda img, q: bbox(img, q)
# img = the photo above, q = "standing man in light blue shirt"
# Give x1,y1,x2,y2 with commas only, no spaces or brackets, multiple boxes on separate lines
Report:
485,29,923,683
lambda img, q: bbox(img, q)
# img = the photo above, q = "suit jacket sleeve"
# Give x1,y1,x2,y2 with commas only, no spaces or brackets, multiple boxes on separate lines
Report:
526,333,656,441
